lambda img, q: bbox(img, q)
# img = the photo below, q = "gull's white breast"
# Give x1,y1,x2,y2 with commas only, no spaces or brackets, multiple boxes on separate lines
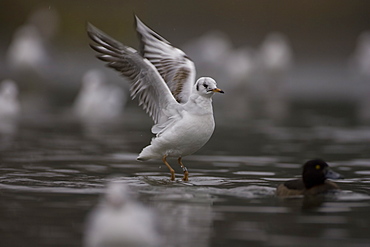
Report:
168,111,215,156
139,111,215,160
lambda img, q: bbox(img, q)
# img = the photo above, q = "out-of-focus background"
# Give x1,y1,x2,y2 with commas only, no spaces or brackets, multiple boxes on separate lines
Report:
1,1,370,247
1,0,370,121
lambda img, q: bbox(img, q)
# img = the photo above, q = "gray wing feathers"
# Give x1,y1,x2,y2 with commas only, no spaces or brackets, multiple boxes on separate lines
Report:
135,16,195,104
87,23,178,125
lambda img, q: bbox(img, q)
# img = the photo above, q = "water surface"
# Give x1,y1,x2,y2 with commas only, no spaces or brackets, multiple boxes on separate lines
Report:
1,110,370,247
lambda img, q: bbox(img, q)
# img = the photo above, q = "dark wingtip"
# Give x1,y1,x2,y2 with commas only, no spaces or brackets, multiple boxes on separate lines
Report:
86,22,110,39
86,22,97,34
134,15,145,57
86,22,100,52
133,13,140,24
86,22,102,41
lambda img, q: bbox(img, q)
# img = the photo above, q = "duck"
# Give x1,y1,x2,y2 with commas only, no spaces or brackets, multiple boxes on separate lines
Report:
276,159,343,197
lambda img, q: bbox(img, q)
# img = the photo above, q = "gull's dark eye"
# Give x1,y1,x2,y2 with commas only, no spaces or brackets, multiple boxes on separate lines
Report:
203,83,208,89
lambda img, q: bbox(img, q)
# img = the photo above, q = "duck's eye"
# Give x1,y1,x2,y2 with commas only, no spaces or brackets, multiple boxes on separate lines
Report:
315,165,321,170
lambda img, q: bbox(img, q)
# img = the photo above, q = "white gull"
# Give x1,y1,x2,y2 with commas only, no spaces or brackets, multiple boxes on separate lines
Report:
87,16,223,181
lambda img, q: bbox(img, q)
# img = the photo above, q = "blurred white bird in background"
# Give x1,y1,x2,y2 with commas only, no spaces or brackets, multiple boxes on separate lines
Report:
4,7,62,115
350,31,370,123
0,79,20,135
349,31,370,79
217,46,257,121
225,46,257,84
252,32,294,122
6,24,50,75
73,69,126,122
257,32,294,77
0,79,20,120
184,30,233,73
6,7,59,76
84,181,161,247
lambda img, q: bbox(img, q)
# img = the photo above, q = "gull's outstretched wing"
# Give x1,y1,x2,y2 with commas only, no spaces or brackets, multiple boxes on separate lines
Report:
87,23,179,126
135,16,195,104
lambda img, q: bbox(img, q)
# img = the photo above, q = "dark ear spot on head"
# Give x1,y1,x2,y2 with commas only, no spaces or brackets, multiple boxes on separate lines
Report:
196,82,199,91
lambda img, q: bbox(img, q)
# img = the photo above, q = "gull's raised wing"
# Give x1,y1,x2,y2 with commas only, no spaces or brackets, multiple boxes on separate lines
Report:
87,23,179,125
135,16,195,104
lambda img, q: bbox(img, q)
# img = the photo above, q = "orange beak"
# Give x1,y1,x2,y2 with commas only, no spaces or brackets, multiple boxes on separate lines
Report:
212,88,224,93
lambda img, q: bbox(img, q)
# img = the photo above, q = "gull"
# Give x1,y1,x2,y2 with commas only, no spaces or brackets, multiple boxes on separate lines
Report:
84,181,161,247
87,15,223,181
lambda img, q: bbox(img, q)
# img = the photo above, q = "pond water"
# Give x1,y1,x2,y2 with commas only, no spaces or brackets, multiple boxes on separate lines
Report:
1,104,370,247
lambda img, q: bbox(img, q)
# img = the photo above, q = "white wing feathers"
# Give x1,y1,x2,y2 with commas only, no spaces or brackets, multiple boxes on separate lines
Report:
87,23,179,128
135,16,195,104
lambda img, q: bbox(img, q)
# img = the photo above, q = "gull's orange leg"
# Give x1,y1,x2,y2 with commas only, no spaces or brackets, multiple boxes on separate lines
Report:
162,155,175,181
178,157,189,181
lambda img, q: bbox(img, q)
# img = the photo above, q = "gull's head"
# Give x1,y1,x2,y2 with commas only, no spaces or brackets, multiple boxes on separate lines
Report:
195,77,224,98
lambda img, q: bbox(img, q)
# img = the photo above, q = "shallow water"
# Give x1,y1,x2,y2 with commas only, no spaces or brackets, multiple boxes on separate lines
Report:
1,108,370,247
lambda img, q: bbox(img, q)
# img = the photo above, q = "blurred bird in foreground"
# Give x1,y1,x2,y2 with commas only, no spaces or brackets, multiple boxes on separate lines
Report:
84,181,161,247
